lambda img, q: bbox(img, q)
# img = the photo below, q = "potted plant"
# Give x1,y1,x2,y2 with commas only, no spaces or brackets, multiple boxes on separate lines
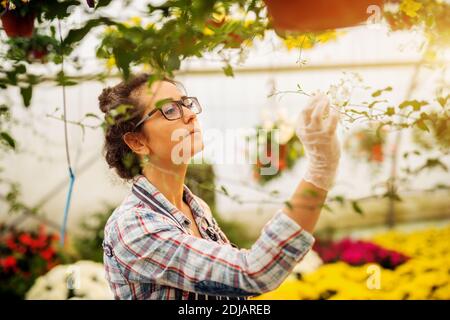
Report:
0,0,40,38
5,32,59,63
344,124,388,164
249,109,304,185
1,0,81,39
412,109,450,152
263,0,385,32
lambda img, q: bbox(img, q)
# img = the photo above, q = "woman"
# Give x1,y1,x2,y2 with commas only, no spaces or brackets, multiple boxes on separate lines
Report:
100,73,341,300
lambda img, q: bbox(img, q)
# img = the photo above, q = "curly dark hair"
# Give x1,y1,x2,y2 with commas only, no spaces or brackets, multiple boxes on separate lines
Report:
98,72,182,181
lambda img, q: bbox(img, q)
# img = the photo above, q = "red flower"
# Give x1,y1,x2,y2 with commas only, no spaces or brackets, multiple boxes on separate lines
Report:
1,256,18,272
6,235,18,251
39,247,55,261
19,233,34,247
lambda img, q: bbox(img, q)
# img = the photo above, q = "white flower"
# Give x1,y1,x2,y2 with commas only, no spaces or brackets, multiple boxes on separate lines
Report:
26,276,68,300
26,260,114,300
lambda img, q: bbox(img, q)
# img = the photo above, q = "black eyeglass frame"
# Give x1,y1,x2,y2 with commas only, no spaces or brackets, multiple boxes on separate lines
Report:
133,96,202,130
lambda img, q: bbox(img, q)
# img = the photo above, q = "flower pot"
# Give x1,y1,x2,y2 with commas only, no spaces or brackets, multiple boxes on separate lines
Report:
27,48,49,63
1,10,36,38
263,0,384,32
370,144,384,163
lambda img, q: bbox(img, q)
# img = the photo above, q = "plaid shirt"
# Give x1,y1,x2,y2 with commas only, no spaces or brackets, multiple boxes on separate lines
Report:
103,174,315,300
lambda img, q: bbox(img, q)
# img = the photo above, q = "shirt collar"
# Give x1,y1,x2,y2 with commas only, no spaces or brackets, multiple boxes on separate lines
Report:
132,174,205,228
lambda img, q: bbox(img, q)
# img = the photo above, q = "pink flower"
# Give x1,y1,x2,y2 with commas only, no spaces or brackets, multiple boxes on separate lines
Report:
314,238,409,269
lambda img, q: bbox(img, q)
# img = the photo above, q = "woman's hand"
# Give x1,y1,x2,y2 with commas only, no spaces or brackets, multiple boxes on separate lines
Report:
295,92,341,191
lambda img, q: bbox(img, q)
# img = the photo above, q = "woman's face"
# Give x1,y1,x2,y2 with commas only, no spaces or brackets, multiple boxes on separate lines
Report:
126,80,204,166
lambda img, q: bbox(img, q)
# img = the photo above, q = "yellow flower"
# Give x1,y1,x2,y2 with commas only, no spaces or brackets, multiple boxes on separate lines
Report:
130,16,142,26
242,39,253,48
171,7,182,18
283,34,314,51
104,26,117,35
145,22,155,30
400,0,423,18
202,26,215,36
142,63,152,72
211,2,227,22
283,31,339,51
251,225,450,300
244,19,255,28
123,16,142,28
432,283,450,299
212,11,226,22
105,56,116,70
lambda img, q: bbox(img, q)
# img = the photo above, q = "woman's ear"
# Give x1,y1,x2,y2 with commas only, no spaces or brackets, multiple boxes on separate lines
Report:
123,132,151,156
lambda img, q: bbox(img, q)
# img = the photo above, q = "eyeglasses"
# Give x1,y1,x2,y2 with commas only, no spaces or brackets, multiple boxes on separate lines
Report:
134,96,202,130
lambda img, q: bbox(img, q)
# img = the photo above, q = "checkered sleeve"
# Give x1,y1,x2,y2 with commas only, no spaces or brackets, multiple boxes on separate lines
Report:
112,208,315,297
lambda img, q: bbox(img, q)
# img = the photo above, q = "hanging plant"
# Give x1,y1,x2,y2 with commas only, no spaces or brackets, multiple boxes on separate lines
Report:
1,0,84,39
95,2,267,79
1,10,36,38
263,0,384,32
248,109,304,185
5,32,59,63
383,0,450,58
411,109,450,152
0,0,40,38
344,124,388,164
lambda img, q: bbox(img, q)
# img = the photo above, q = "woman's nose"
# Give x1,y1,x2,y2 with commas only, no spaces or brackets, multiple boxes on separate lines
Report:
182,107,197,123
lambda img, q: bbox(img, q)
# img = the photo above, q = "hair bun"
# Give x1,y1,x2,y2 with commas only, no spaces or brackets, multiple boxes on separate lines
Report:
98,87,116,113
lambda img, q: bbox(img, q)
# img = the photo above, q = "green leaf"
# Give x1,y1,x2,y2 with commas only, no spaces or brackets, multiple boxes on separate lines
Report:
20,86,33,107
269,189,280,196
284,200,293,210
15,64,27,74
222,64,234,77
371,86,392,97
0,104,9,116
385,107,395,116
437,95,449,108
96,0,113,9
322,203,333,213
55,72,78,86
351,201,363,215
220,185,229,196
0,132,16,150
84,112,100,119
63,17,116,46
113,47,134,80
334,195,345,205
398,100,428,111
415,119,429,132
166,53,181,73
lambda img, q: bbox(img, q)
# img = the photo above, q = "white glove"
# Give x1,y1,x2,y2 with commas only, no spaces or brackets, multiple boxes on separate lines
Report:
295,92,341,191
